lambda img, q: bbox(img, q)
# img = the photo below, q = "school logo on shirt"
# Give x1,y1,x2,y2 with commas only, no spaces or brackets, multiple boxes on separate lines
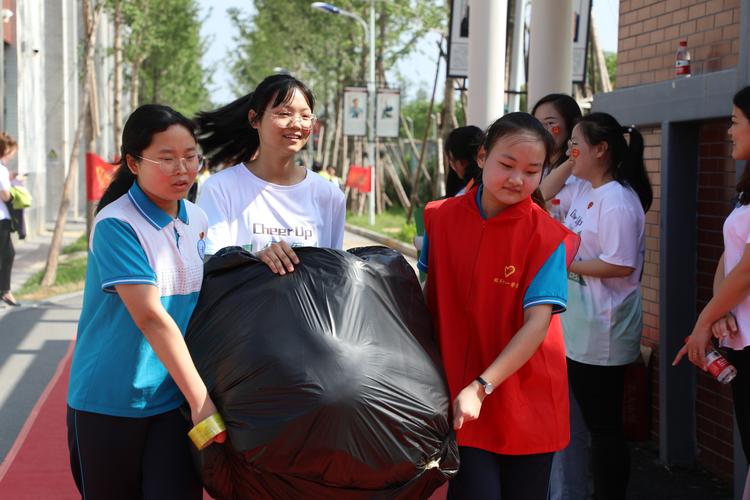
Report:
493,265,519,289
197,232,206,260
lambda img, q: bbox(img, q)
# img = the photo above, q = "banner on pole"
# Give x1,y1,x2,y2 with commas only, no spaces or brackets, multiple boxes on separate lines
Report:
447,0,469,78
345,165,372,193
343,87,368,137
376,88,400,138
86,152,116,201
572,0,592,84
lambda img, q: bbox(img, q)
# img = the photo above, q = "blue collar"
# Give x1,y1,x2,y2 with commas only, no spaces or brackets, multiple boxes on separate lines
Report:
475,185,488,220
127,181,189,230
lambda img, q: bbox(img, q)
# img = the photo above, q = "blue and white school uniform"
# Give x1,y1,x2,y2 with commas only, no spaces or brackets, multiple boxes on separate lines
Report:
68,181,207,416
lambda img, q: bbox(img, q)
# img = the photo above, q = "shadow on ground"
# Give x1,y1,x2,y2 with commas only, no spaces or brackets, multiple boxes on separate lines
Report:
629,442,732,499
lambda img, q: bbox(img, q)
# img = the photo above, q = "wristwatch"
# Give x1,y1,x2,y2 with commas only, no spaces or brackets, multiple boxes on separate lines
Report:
476,376,494,395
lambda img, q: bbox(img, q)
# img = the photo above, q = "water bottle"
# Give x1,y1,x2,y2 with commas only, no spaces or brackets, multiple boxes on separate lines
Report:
675,40,691,78
705,346,737,384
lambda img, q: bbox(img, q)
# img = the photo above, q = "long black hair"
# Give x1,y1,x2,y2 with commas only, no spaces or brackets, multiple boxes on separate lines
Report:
531,93,582,168
480,112,555,210
445,125,483,196
195,74,315,167
97,104,197,214
576,112,653,212
733,87,750,205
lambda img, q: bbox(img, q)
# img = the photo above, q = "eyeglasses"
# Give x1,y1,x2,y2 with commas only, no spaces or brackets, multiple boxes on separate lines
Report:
269,111,316,130
134,153,203,176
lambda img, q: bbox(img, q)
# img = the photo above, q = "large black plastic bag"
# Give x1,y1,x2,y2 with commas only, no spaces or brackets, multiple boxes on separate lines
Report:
185,246,459,499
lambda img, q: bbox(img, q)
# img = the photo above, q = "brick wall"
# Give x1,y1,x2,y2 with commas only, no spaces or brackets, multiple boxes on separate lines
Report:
693,119,736,479
617,0,740,88
638,127,662,441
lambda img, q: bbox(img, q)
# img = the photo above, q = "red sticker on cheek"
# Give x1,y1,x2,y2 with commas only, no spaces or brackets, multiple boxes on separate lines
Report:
551,126,561,135
571,148,580,158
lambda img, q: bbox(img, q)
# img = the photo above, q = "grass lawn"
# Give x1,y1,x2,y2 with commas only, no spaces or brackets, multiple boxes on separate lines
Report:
18,236,89,300
346,207,417,244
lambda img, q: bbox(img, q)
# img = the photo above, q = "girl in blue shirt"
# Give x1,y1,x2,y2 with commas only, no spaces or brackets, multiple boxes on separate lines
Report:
67,105,223,499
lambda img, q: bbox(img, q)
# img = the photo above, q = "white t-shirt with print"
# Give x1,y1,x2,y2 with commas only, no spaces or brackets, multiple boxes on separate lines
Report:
198,164,346,255
722,204,750,350
561,180,646,366
0,162,10,220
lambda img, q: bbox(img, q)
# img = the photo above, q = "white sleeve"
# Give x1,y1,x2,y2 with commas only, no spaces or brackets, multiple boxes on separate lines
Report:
330,189,346,250
0,166,10,192
598,207,642,268
197,180,233,255
555,177,584,215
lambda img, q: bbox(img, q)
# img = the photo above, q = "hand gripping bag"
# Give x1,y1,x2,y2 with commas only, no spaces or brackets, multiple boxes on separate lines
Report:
185,246,459,499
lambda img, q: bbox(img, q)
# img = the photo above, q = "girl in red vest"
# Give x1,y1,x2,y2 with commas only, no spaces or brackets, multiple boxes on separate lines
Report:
418,113,579,499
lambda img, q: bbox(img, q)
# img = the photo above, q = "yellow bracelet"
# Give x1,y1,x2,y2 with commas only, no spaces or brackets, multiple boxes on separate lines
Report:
188,412,226,450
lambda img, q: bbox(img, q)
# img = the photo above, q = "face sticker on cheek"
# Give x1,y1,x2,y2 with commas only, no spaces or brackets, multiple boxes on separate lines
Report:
551,126,561,135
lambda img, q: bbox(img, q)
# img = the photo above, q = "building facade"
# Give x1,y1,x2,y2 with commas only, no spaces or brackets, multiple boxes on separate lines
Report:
3,0,116,237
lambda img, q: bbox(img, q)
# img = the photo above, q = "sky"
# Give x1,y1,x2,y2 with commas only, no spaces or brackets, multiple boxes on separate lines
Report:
199,0,620,105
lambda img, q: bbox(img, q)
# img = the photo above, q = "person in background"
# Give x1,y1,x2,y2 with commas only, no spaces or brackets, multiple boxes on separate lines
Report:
326,165,342,189
548,112,652,500
532,94,588,500
444,125,483,197
0,132,19,306
675,86,750,470
533,93,582,222
195,74,345,273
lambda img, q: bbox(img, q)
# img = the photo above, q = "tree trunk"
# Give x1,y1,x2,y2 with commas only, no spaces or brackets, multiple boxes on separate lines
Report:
405,41,442,222
113,0,122,153
42,0,102,287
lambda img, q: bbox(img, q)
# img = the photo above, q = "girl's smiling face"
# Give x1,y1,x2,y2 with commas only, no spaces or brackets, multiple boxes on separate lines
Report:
729,104,750,161
533,102,567,153
568,123,606,181
478,133,545,217
251,88,314,155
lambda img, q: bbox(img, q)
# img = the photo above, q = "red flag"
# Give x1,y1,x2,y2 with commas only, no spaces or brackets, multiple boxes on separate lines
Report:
345,165,372,193
86,153,117,201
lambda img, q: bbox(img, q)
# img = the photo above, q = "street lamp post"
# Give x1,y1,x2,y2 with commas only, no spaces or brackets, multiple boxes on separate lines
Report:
312,1,376,226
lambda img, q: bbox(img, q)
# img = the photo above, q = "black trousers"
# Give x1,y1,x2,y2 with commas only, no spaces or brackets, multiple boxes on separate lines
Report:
67,406,202,500
567,358,629,500
725,345,750,463
447,446,554,500
0,219,13,293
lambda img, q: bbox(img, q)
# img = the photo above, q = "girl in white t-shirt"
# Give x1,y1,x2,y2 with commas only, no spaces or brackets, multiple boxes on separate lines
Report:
675,86,750,463
195,75,345,274
547,112,653,500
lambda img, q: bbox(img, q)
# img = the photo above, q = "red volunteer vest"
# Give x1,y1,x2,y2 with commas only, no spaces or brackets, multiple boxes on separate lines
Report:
425,191,579,455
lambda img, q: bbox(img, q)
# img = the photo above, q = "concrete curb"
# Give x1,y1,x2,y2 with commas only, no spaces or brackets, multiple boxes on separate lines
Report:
345,223,418,259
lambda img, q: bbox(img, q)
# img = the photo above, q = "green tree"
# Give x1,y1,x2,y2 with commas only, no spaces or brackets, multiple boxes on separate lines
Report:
227,1,446,116
117,0,210,116
605,52,617,88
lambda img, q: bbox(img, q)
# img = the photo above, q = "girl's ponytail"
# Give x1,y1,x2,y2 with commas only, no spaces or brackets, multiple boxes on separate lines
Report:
577,113,653,212
195,74,316,168
616,125,653,212
195,93,259,168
